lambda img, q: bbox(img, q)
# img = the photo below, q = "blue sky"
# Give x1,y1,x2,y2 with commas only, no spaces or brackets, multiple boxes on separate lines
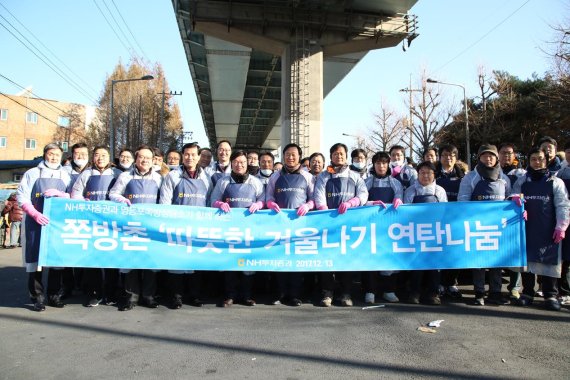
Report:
0,0,566,154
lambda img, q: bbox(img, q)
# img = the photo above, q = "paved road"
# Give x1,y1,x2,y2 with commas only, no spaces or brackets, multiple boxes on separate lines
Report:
0,246,569,379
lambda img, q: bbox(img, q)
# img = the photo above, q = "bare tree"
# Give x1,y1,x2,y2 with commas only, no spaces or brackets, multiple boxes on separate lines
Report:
367,100,406,153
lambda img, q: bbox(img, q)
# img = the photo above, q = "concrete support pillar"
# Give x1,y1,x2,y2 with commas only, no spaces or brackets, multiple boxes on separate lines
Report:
280,44,323,156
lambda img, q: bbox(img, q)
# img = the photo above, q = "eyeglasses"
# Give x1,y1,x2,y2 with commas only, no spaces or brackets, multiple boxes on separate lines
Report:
441,154,456,158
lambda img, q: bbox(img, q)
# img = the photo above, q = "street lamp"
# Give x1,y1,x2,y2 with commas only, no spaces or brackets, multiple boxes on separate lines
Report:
426,78,471,169
109,74,154,162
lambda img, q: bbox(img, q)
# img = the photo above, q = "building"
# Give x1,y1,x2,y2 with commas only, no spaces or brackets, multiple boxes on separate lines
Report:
0,88,95,161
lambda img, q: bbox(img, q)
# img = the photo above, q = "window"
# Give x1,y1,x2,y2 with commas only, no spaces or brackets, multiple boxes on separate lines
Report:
13,174,23,182
0,137,5,148
25,139,36,149
26,112,38,124
0,109,7,121
58,116,70,127
61,141,69,152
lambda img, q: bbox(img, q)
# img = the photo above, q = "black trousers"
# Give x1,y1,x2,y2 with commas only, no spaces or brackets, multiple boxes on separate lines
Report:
167,272,202,299
320,272,352,299
224,272,254,300
409,270,440,297
276,272,303,299
123,270,157,302
522,272,558,299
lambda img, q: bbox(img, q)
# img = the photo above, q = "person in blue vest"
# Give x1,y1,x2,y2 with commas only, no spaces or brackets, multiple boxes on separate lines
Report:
363,151,403,304
159,142,213,309
349,148,369,179
458,144,512,306
109,145,163,311
210,150,265,307
538,136,562,174
116,148,134,172
205,140,232,187
556,141,570,306
256,152,275,186
422,147,438,164
17,143,71,311
314,143,368,307
266,143,315,306
434,144,466,300
389,145,417,190
403,161,448,305
71,146,121,307
512,147,570,311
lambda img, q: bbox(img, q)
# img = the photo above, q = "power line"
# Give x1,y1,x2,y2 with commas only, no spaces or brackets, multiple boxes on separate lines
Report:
111,0,149,61
0,91,62,128
434,0,532,73
92,0,137,60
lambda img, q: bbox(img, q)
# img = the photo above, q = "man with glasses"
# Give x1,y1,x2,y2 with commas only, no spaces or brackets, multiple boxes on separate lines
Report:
499,143,525,185
205,140,232,187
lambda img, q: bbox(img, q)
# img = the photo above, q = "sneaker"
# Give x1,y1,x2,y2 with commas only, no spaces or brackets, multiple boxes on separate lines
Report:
340,297,353,307
408,293,420,304
47,295,65,308
32,297,46,312
289,298,302,307
102,297,117,306
560,295,570,305
544,297,561,311
141,297,159,308
243,299,256,306
446,286,462,299
84,297,102,307
472,293,485,306
424,295,441,305
487,293,509,305
515,294,533,307
320,296,332,307
364,292,375,304
382,292,399,303
510,289,521,300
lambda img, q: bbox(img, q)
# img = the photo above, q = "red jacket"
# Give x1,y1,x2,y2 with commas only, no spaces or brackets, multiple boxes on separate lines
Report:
3,195,23,223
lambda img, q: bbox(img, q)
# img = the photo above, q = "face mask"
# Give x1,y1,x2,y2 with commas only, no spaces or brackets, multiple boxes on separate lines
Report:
261,169,273,176
45,161,59,170
390,160,404,168
153,164,161,172
168,164,179,170
120,162,132,170
74,159,88,168
352,162,365,170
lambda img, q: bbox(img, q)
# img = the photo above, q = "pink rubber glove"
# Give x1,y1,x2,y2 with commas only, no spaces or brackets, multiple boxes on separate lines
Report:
248,201,264,214
296,200,314,216
44,189,70,198
267,200,281,213
338,197,360,214
22,203,49,226
391,166,402,177
553,229,565,244
213,200,230,213
522,210,527,221
317,205,328,211
115,196,132,206
511,194,525,207
393,198,403,209
369,200,386,208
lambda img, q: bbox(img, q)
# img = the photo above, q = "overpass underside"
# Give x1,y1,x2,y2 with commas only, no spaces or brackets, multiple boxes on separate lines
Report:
172,0,418,155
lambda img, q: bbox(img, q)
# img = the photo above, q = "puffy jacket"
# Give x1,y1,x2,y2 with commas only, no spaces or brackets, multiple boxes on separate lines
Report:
3,194,23,222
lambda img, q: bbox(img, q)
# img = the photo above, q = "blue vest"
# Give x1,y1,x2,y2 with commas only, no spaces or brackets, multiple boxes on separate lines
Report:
124,178,159,204
470,177,506,201
413,194,439,203
85,174,116,201
368,186,395,203
522,176,558,265
223,182,257,208
274,173,308,209
172,175,208,206
325,175,356,209
436,173,461,202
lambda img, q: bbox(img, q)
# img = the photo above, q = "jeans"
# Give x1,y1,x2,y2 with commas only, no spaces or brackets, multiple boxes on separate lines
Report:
473,268,503,295
10,221,21,246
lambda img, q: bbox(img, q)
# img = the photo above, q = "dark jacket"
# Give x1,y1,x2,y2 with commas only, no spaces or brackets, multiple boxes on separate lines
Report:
3,194,23,223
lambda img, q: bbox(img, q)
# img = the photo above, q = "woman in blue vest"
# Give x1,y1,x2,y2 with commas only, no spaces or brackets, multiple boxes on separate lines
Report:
159,142,212,309
388,145,417,190
403,161,448,305
210,150,265,307
266,143,315,306
17,143,71,311
458,144,512,306
71,146,121,307
363,151,403,304
313,143,368,307
512,147,569,311
109,145,163,311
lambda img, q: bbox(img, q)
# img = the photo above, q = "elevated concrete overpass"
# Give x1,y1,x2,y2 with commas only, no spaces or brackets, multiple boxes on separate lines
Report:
172,0,418,154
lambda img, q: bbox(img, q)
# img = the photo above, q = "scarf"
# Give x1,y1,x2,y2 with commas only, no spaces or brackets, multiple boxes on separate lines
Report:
475,162,500,181
526,166,549,181
231,171,249,183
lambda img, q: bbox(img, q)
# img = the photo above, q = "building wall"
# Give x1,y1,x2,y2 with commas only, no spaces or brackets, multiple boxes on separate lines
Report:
0,93,89,160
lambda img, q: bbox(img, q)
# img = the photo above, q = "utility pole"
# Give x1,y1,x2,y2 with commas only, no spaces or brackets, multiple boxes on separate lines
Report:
158,80,182,152
399,75,422,159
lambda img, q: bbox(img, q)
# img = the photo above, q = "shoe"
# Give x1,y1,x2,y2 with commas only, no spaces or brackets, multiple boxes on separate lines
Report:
364,292,375,304
289,298,302,307
222,298,233,307
408,293,420,304
560,295,570,305
515,294,533,307
424,295,441,305
320,296,332,307
536,290,544,297
118,301,135,311
487,292,509,305
382,292,399,303
47,295,65,308
102,297,117,306
142,297,159,308
188,298,203,307
472,293,485,306
544,297,561,311
446,286,463,299
32,297,46,312
84,296,102,307
340,297,353,307
170,296,183,310
510,289,521,300
243,299,256,306
272,298,283,305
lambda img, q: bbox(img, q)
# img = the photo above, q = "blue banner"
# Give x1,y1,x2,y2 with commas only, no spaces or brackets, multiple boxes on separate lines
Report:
39,198,526,271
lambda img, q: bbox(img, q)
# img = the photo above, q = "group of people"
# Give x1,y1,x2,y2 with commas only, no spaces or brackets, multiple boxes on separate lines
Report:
15,136,570,313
